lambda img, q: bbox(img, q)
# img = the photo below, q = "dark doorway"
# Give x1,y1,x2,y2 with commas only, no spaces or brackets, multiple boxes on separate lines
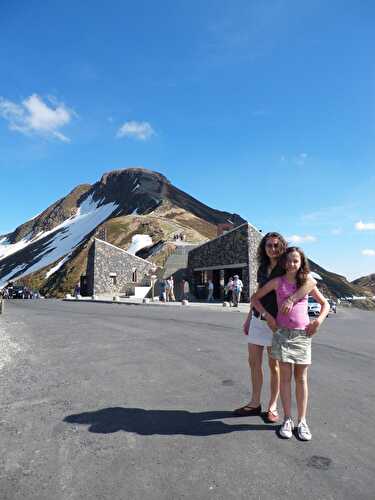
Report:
212,270,221,299
80,275,88,296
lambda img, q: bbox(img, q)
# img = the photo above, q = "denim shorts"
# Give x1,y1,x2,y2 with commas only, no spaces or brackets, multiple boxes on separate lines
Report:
271,328,312,365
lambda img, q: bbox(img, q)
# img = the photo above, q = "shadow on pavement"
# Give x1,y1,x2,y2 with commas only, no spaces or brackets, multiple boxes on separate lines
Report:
64,407,277,435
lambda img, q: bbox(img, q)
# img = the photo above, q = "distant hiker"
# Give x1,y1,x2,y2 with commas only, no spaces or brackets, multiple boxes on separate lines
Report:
207,280,214,302
232,275,243,307
225,277,234,305
167,277,175,302
159,280,167,302
182,279,190,300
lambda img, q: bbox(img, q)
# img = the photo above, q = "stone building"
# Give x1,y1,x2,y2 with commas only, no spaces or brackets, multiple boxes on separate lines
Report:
187,222,262,302
85,238,156,297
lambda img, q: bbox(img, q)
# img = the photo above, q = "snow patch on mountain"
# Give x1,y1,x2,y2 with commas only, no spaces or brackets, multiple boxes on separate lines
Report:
45,254,71,279
0,195,118,287
0,234,34,260
311,271,323,280
127,234,153,255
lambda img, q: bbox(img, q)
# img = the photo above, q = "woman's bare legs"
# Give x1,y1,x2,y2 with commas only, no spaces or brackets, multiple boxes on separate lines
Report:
266,347,280,412
247,343,264,406
279,362,293,417
294,365,309,421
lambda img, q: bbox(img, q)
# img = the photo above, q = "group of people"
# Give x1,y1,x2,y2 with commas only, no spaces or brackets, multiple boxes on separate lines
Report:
159,276,176,302
207,275,244,304
173,233,185,241
159,277,191,302
233,232,329,441
224,275,243,307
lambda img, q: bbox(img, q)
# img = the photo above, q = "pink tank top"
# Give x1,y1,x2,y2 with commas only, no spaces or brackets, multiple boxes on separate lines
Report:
276,276,309,329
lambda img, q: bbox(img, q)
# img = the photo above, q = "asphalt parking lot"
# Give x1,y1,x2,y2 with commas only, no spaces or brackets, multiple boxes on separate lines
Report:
1,300,374,499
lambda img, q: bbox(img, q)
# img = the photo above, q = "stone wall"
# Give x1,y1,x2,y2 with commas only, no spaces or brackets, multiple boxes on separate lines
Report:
247,224,263,297
86,238,155,296
187,223,262,301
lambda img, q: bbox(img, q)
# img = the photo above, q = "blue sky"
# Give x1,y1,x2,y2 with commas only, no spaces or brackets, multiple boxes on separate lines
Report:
1,0,374,280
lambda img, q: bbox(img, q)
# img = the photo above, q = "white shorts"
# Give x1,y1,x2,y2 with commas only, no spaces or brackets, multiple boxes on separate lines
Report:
247,316,273,347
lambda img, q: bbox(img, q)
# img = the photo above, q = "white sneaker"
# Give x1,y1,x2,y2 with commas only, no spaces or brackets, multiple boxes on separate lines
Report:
297,420,312,441
279,417,294,439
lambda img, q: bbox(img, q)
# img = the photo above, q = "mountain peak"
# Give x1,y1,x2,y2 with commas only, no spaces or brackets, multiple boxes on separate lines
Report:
0,166,246,293
99,167,170,186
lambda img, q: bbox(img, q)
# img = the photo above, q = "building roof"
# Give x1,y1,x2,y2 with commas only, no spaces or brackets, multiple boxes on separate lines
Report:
189,221,261,252
94,238,156,266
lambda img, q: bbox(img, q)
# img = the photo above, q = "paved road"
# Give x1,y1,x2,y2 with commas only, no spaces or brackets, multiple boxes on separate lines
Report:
1,300,374,500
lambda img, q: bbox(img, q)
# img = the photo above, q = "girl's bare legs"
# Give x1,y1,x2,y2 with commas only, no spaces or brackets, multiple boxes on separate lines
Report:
279,362,293,417
247,343,264,406
266,348,280,412
294,365,309,421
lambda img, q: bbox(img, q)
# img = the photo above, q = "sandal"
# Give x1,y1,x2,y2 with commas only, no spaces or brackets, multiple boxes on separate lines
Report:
263,409,279,423
233,403,261,416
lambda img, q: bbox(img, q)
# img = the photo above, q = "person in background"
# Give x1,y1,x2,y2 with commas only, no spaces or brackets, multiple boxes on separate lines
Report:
74,282,81,298
165,278,171,301
182,279,190,301
232,275,243,307
167,276,175,302
225,277,234,306
159,279,167,302
207,280,214,302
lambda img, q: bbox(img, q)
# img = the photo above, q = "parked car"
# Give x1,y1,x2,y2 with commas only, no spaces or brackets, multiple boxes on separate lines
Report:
9,285,34,299
12,285,27,299
308,296,321,316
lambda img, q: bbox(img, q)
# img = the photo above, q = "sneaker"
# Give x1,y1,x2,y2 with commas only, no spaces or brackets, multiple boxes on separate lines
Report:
297,420,312,441
279,417,294,439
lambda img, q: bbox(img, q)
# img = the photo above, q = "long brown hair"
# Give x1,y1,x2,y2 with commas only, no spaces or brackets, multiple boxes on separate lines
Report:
279,246,310,287
257,232,288,270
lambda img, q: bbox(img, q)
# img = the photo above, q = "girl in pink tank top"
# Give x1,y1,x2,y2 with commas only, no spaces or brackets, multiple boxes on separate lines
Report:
276,276,309,330
251,247,329,441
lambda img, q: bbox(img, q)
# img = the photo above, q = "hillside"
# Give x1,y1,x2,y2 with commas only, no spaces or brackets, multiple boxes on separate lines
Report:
352,274,375,295
308,261,372,300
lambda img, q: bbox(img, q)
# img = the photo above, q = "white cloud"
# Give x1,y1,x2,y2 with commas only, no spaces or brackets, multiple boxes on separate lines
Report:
362,249,375,256
293,153,308,166
301,203,357,227
355,221,375,231
0,94,75,142
331,228,342,235
116,121,155,140
287,234,317,244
